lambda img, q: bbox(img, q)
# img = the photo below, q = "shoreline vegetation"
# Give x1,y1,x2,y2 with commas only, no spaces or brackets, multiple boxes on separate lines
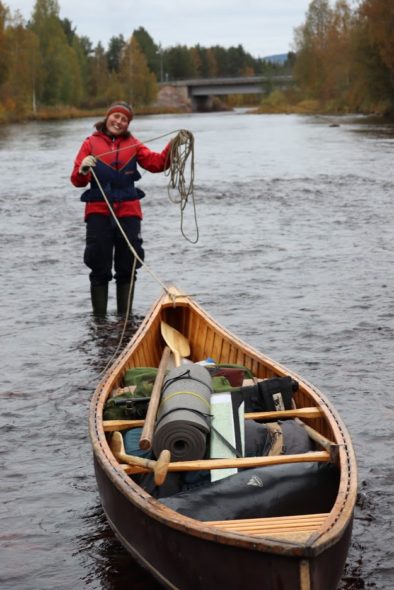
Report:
1,93,392,126
1,0,393,125
0,104,187,125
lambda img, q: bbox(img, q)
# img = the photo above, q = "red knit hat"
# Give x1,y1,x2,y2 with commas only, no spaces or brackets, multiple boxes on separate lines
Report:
105,101,133,122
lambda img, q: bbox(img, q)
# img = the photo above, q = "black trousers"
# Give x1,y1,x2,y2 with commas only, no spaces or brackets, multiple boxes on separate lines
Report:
84,214,144,286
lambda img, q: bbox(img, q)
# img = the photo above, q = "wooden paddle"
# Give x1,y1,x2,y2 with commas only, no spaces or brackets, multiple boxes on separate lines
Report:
160,321,190,367
120,451,330,483
139,346,171,451
110,431,171,486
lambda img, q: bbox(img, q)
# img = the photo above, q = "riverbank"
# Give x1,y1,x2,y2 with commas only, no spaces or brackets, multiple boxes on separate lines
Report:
0,104,188,125
252,89,394,117
1,96,392,125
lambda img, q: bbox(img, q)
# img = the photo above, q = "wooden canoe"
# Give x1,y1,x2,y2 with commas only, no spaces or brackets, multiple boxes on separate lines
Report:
89,287,357,590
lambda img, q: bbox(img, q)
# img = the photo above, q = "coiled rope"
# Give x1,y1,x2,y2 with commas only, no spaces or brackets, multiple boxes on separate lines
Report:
95,130,198,243
165,129,198,244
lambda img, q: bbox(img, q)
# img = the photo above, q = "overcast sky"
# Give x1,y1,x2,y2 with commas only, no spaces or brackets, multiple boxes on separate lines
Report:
7,0,313,58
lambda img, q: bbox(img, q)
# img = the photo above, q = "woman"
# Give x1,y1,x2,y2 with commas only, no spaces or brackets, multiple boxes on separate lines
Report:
71,101,172,316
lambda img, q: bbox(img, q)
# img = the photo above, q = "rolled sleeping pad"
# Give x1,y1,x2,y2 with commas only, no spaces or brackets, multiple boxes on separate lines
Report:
152,365,212,462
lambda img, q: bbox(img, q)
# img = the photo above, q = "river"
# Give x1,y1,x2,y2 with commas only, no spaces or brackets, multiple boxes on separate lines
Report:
0,110,393,589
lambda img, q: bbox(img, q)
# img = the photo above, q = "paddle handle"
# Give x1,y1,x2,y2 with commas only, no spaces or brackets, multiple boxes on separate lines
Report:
298,420,340,462
118,449,171,486
139,346,171,451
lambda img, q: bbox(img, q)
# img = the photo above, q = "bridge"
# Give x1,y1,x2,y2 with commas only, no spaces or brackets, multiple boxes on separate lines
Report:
158,75,293,111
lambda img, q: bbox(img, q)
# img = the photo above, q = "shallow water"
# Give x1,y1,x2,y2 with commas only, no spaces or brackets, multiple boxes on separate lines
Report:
0,111,393,589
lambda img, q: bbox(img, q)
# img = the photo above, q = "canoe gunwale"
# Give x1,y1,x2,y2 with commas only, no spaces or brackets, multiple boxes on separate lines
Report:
89,288,357,559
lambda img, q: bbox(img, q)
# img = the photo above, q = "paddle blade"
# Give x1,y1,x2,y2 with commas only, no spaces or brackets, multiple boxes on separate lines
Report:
161,321,191,359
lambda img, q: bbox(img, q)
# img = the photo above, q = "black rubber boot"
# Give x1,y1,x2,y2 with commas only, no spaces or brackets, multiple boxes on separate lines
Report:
116,282,134,315
90,283,108,316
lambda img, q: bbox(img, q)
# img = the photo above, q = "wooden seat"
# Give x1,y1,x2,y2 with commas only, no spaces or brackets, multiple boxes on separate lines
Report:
206,513,329,541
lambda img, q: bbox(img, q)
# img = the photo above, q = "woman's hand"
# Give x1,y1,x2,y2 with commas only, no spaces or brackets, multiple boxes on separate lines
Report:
79,155,96,175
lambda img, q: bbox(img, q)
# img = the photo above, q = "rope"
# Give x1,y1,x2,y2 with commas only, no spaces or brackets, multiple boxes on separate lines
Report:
90,167,170,294
93,129,199,244
165,129,199,244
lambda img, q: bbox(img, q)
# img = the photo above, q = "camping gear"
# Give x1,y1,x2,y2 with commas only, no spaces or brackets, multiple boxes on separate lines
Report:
89,287,357,590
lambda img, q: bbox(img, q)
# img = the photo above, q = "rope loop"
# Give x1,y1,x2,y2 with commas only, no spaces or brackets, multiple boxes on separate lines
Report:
166,129,199,244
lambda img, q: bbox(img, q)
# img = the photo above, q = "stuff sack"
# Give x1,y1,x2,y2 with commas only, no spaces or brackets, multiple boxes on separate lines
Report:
103,367,158,420
103,394,150,420
160,461,339,521
240,376,298,413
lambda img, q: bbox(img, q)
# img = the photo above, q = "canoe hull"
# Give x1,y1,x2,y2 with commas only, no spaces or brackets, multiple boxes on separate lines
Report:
90,288,357,590
95,455,353,590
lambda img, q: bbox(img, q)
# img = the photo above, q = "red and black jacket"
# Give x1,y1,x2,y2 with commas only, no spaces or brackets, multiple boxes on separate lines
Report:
71,131,171,220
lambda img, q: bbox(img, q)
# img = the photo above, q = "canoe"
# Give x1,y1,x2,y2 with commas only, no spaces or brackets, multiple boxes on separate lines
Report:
89,287,357,590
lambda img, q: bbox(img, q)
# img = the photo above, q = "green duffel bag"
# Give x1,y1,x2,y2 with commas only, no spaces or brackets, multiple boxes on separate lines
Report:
123,367,159,396
103,393,150,420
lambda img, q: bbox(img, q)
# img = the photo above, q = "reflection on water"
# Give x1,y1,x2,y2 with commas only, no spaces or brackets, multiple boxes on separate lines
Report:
0,111,393,589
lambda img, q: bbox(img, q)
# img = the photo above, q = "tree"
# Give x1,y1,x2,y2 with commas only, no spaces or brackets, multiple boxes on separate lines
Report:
87,42,110,106
118,35,158,107
199,47,218,78
164,45,198,80
1,9,40,114
0,1,9,87
133,27,160,78
348,6,394,112
61,17,76,45
29,0,81,105
293,0,334,99
107,34,125,73
360,0,394,78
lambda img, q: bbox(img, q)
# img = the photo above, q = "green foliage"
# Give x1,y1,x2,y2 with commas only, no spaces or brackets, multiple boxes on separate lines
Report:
1,0,394,119
119,36,158,107
107,35,125,73
163,45,198,80
133,27,160,78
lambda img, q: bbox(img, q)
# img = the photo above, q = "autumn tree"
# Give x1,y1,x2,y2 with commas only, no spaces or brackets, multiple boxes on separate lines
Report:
360,0,394,78
118,35,158,107
293,0,334,99
87,42,110,106
29,0,82,105
347,1,394,112
3,13,40,113
0,1,9,88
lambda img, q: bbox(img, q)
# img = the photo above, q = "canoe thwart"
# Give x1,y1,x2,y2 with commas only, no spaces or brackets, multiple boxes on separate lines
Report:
103,407,324,432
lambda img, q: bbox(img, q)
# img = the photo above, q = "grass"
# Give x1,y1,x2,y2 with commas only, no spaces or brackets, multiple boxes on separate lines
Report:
0,104,189,125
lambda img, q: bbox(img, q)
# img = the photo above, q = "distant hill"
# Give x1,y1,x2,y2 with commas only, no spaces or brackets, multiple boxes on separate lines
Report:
262,54,288,64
